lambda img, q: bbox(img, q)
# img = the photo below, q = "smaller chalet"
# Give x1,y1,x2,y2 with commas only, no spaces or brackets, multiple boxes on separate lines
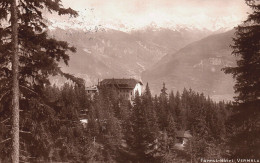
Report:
99,78,143,101
175,130,192,150
86,85,98,99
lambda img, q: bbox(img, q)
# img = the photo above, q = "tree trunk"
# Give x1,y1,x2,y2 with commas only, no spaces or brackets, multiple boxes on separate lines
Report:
11,0,19,162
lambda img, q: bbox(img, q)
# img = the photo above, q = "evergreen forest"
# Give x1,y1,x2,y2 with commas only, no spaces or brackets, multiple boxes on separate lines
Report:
1,83,232,162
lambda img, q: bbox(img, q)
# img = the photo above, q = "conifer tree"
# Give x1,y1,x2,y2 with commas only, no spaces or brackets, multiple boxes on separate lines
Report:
165,114,176,150
169,91,176,118
223,0,260,158
0,0,78,161
157,83,169,130
142,83,158,137
90,87,123,162
160,83,168,101
127,92,156,162
174,91,182,129
10,0,19,162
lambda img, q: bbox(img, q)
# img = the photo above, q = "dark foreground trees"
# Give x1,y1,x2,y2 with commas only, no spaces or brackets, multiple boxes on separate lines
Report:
1,82,230,162
0,0,78,162
0,55,232,162
223,0,260,158
77,84,229,162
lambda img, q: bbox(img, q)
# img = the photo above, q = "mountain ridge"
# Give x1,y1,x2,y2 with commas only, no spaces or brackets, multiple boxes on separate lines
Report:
142,29,236,100
49,27,215,86
47,11,239,33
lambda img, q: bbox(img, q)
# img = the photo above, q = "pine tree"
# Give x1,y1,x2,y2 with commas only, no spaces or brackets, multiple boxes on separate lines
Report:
89,87,124,162
174,91,182,129
169,91,176,118
165,115,176,150
126,92,156,162
157,83,169,130
223,0,260,158
142,83,159,158
160,83,168,101
10,0,19,162
143,83,158,135
49,84,94,162
0,0,78,161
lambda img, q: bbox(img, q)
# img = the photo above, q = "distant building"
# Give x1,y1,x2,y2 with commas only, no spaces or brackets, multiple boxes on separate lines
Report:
80,119,88,128
175,130,192,150
99,78,143,101
86,85,98,99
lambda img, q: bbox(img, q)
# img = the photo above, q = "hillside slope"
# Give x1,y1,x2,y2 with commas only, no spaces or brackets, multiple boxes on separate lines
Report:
49,28,212,85
142,29,236,100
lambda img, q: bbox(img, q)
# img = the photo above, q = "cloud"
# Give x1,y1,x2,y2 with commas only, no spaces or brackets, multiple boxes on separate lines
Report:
53,0,250,31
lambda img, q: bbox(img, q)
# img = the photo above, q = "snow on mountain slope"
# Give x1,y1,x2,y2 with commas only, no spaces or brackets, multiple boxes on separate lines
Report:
46,10,240,33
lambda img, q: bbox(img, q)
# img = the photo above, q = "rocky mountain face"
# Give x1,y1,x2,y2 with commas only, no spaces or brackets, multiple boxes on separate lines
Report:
49,27,213,86
131,27,214,53
142,29,236,101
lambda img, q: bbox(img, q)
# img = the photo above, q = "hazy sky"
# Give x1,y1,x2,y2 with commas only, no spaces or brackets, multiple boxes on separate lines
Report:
49,0,251,31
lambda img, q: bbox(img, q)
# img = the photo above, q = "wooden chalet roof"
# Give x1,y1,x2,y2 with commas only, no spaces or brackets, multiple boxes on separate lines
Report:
176,130,192,138
100,78,143,89
86,86,98,91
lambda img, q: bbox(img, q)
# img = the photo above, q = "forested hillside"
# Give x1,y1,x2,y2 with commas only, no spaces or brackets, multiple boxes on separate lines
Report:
0,83,231,162
142,30,236,100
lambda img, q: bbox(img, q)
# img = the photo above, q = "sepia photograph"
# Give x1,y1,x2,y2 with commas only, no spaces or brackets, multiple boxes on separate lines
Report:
0,0,259,162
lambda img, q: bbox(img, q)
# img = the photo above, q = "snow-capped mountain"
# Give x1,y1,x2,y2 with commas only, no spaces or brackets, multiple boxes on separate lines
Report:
46,12,238,101
46,10,240,33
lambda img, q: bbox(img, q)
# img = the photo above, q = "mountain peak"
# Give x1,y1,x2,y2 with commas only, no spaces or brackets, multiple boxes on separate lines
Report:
46,11,239,33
